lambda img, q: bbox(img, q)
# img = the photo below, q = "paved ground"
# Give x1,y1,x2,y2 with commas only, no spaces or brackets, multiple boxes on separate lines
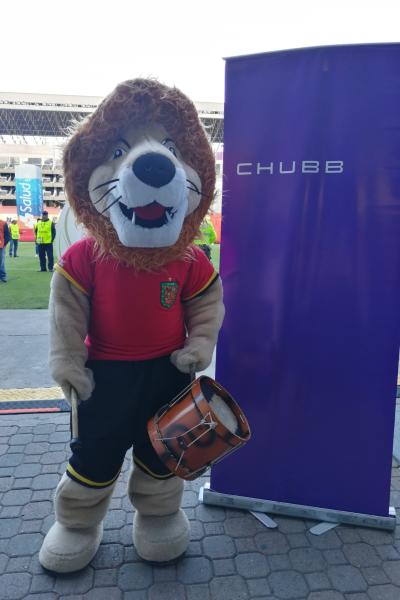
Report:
0,310,399,599
0,310,55,389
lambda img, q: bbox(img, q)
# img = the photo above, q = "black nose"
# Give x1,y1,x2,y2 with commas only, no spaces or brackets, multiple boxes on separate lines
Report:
132,152,176,188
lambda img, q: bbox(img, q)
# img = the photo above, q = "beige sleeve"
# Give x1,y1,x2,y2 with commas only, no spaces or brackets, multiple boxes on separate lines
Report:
48,271,94,403
170,277,225,374
184,277,225,345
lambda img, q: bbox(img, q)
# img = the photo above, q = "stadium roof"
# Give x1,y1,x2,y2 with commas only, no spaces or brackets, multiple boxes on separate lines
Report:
0,92,224,143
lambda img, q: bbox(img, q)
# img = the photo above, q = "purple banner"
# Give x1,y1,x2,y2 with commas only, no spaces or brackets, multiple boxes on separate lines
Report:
212,45,400,517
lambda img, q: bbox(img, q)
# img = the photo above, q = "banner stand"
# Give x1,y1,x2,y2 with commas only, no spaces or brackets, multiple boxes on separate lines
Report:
200,484,396,532
210,44,400,536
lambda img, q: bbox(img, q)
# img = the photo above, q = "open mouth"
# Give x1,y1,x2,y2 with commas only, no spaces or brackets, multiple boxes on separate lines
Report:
119,201,176,229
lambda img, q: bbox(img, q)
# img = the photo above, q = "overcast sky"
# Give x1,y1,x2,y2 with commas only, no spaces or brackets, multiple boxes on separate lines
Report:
3,0,399,102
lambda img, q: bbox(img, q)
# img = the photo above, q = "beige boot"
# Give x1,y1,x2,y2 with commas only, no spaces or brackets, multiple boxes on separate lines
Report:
39,473,116,573
128,466,190,563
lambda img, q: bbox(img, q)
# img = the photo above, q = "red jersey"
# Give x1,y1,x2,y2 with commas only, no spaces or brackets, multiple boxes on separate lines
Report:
56,238,218,361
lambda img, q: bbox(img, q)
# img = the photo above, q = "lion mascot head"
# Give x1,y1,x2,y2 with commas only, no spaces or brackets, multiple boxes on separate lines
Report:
62,78,215,271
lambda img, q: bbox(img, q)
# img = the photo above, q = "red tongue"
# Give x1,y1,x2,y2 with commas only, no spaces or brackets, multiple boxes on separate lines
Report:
134,202,166,220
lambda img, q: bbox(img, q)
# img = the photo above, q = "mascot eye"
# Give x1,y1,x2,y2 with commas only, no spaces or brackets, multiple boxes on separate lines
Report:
111,147,127,160
162,138,178,157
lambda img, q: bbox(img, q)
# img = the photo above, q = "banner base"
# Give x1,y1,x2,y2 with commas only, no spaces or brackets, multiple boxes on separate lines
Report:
200,485,396,531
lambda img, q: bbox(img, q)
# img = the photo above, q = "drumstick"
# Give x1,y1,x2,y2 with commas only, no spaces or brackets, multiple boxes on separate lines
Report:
70,388,82,451
71,388,79,438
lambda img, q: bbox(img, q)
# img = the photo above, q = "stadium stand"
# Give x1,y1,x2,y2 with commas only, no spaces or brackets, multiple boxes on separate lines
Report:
0,92,224,213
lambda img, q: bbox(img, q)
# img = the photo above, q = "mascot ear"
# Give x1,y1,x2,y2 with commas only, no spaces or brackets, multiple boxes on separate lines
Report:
56,200,86,257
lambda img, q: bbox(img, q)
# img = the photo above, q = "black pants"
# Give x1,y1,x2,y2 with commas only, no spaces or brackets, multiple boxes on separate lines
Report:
38,244,54,271
68,356,191,487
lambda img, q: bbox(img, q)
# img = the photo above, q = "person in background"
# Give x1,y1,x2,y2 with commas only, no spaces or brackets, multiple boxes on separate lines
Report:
34,217,41,257
36,210,56,272
0,218,11,282
9,219,20,257
193,214,217,261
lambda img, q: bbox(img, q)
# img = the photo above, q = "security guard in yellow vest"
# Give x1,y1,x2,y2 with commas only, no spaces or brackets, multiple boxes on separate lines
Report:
9,219,20,258
37,210,56,272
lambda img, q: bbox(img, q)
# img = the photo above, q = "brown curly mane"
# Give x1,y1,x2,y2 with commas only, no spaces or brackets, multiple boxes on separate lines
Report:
62,79,216,271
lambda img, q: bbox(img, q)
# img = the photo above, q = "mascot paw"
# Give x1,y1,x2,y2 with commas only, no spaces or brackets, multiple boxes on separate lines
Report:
133,509,190,563
39,522,103,573
60,367,95,404
170,345,212,374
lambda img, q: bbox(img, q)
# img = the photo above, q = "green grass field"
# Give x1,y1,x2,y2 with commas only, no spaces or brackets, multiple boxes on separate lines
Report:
1,242,221,309
1,242,53,309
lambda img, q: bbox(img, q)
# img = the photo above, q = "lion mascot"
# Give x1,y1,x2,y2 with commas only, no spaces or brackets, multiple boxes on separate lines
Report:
39,79,224,573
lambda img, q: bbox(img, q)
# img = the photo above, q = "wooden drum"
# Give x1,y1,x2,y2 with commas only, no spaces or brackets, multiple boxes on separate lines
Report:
147,376,251,480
